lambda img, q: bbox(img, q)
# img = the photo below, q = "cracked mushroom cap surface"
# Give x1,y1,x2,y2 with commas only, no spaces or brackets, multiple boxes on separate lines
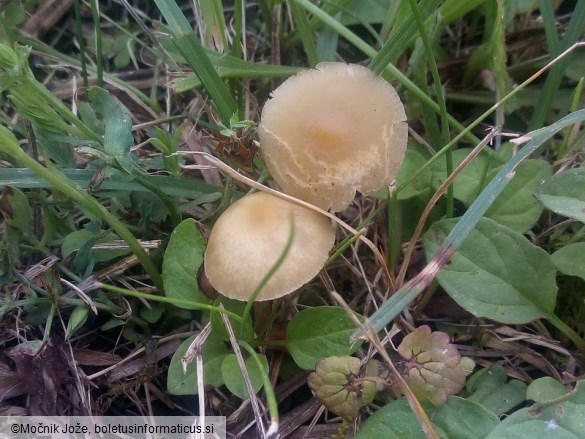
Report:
204,192,335,301
258,62,408,212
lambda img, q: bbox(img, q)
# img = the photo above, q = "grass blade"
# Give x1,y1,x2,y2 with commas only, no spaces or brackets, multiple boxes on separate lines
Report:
0,168,223,198
155,0,238,123
529,0,585,129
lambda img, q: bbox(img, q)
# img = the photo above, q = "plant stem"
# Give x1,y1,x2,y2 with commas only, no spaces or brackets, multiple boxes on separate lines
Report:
73,0,89,88
98,283,242,321
239,341,279,427
547,313,585,354
90,0,104,88
408,0,453,217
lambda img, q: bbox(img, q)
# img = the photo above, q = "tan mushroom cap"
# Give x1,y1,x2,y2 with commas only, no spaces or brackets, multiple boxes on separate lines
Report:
258,62,408,212
204,192,335,301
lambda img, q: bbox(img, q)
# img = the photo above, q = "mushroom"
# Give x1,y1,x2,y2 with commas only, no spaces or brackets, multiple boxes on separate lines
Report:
258,62,407,212
204,192,335,301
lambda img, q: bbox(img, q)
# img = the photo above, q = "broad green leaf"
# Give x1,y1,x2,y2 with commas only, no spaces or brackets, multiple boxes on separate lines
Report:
65,305,90,339
221,353,269,399
162,219,206,305
356,396,498,439
527,377,568,403
100,317,125,331
534,169,585,224
167,331,230,395
466,364,527,416
430,397,499,439
552,243,585,281
131,191,169,223
87,87,136,174
61,229,130,263
484,159,552,233
355,398,426,439
286,307,362,370
485,380,585,439
423,218,558,323
139,303,166,324
430,148,495,205
36,129,74,166
431,156,551,232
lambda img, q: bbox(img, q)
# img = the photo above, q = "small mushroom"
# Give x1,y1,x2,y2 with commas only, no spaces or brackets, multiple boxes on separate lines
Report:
258,62,408,212
204,192,335,301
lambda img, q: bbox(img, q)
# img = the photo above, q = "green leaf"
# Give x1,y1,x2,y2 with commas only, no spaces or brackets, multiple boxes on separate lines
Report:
484,159,552,233
430,148,496,205
286,307,362,370
534,168,585,224
431,156,551,232
485,380,585,438
0,187,34,239
87,87,136,174
430,397,499,439
342,0,389,25
355,398,426,439
552,243,585,281
167,331,230,395
162,219,206,305
170,63,300,93
423,218,558,323
139,303,166,324
36,129,75,166
221,353,269,399
131,191,169,223
466,364,527,416
61,229,130,263
396,150,432,200
65,305,90,339
356,396,498,439
527,377,568,404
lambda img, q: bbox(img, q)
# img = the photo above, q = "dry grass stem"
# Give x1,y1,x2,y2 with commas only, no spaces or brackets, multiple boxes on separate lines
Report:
396,127,500,287
219,305,268,438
